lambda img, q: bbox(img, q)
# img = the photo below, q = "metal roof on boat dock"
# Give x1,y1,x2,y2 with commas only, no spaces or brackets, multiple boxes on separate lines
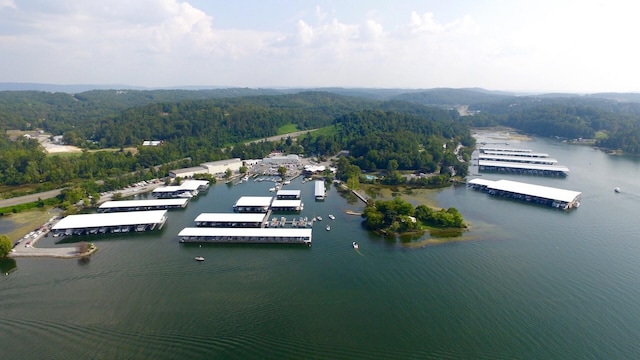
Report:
179,227,312,237
478,160,569,173
468,178,581,202
98,199,188,211
270,199,304,210
52,210,168,230
481,150,550,158
478,154,558,164
276,189,301,199
194,213,267,223
479,147,532,153
233,196,274,207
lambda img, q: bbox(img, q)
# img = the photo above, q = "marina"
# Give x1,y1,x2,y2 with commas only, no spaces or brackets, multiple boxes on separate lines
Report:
98,198,189,212
50,210,168,236
194,213,267,227
467,178,581,209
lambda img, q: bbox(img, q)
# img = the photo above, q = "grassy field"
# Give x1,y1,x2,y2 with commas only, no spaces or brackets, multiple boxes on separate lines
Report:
1,207,59,241
276,124,299,135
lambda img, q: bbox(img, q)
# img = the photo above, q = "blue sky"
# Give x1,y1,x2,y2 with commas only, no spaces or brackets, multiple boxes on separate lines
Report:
0,0,638,92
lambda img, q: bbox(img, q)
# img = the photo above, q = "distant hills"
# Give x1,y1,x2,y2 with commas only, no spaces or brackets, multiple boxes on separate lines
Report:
1,82,639,104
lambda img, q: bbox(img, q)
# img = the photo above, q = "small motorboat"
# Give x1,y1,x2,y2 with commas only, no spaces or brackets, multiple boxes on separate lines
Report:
352,242,359,249
316,216,323,221
328,214,335,220
195,256,205,262
326,225,331,231
614,187,620,193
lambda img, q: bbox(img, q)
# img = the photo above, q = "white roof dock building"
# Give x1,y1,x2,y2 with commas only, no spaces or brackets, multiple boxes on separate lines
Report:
468,178,581,210
194,213,267,228
314,180,325,200
98,199,188,212
276,189,301,200
51,210,168,235
152,180,209,198
169,158,243,178
233,196,273,212
478,154,558,165
478,160,569,177
178,227,312,245
270,199,304,212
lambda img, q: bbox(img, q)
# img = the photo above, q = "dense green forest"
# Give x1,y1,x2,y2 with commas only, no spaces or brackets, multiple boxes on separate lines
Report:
464,96,640,153
3,86,640,197
0,90,472,194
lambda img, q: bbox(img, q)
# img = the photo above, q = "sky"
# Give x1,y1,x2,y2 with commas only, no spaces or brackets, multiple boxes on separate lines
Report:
0,0,639,93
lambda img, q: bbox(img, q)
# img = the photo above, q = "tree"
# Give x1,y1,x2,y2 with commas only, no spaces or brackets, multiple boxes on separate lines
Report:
277,166,287,178
239,166,248,174
0,235,12,258
76,241,89,254
224,168,232,179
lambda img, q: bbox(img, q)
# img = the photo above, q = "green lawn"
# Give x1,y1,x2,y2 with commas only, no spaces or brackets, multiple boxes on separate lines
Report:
276,124,298,135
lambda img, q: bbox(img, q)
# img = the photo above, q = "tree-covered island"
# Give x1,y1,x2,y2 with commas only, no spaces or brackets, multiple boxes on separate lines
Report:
362,197,466,236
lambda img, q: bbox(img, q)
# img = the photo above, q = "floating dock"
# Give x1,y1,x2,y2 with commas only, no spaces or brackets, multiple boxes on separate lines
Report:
468,178,581,209
314,180,325,200
178,227,312,245
194,213,267,227
51,210,168,236
152,180,209,198
477,147,569,176
478,160,569,177
233,196,273,212
276,189,301,200
478,154,558,165
270,199,304,212
98,198,189,212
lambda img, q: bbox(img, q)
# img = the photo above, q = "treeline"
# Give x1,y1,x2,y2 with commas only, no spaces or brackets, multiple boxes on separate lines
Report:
465,97,640,154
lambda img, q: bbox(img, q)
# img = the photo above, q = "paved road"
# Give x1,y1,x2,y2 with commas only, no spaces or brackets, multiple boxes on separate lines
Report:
0,189,63,208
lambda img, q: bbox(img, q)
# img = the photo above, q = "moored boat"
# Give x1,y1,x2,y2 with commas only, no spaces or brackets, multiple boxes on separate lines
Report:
195,256,205,262
615,187,620,193
328,214,335,220
326,225,330,231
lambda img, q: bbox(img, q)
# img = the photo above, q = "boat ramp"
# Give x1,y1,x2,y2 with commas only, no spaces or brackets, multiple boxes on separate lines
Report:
468,178,581,210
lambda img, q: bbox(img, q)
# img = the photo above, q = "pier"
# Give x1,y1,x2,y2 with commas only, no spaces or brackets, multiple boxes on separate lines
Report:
468,178,581,210
98,198,189,212
50,210,168,236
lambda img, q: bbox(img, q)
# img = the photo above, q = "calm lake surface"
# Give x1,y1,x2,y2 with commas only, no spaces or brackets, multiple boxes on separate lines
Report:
3,134,640,359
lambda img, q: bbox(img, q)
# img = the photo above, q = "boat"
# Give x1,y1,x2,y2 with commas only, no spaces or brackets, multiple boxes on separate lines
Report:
326,225,331,231
195,256,205,262
269,187,276,192
328,214,335,220
352,242,359,249
615,187,620,193
178,192,193,198
316,216,323,221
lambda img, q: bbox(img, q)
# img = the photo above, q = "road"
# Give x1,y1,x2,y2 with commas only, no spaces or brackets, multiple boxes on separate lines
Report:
0,189,63,208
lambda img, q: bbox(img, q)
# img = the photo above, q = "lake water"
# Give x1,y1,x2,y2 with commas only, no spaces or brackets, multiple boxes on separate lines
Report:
2,134,640,359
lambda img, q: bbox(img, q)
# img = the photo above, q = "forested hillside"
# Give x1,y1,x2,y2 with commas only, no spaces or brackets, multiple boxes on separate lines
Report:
465,96,640,153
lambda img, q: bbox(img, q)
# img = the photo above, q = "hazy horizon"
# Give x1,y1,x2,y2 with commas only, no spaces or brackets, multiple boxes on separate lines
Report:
1,0,639,93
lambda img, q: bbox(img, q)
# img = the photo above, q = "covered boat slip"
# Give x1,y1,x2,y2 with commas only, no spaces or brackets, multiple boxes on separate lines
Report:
481,150,550,158
152,180,209,198
178,227,312,245
51,210,168,235
479,147,532,153
233,196,273,212
276,189,301,200
478,160,569,176
98,198,189,212
468,178,581,209
314,180,325,200
194,213,267,227
478,154,558,165
270,199,304,212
